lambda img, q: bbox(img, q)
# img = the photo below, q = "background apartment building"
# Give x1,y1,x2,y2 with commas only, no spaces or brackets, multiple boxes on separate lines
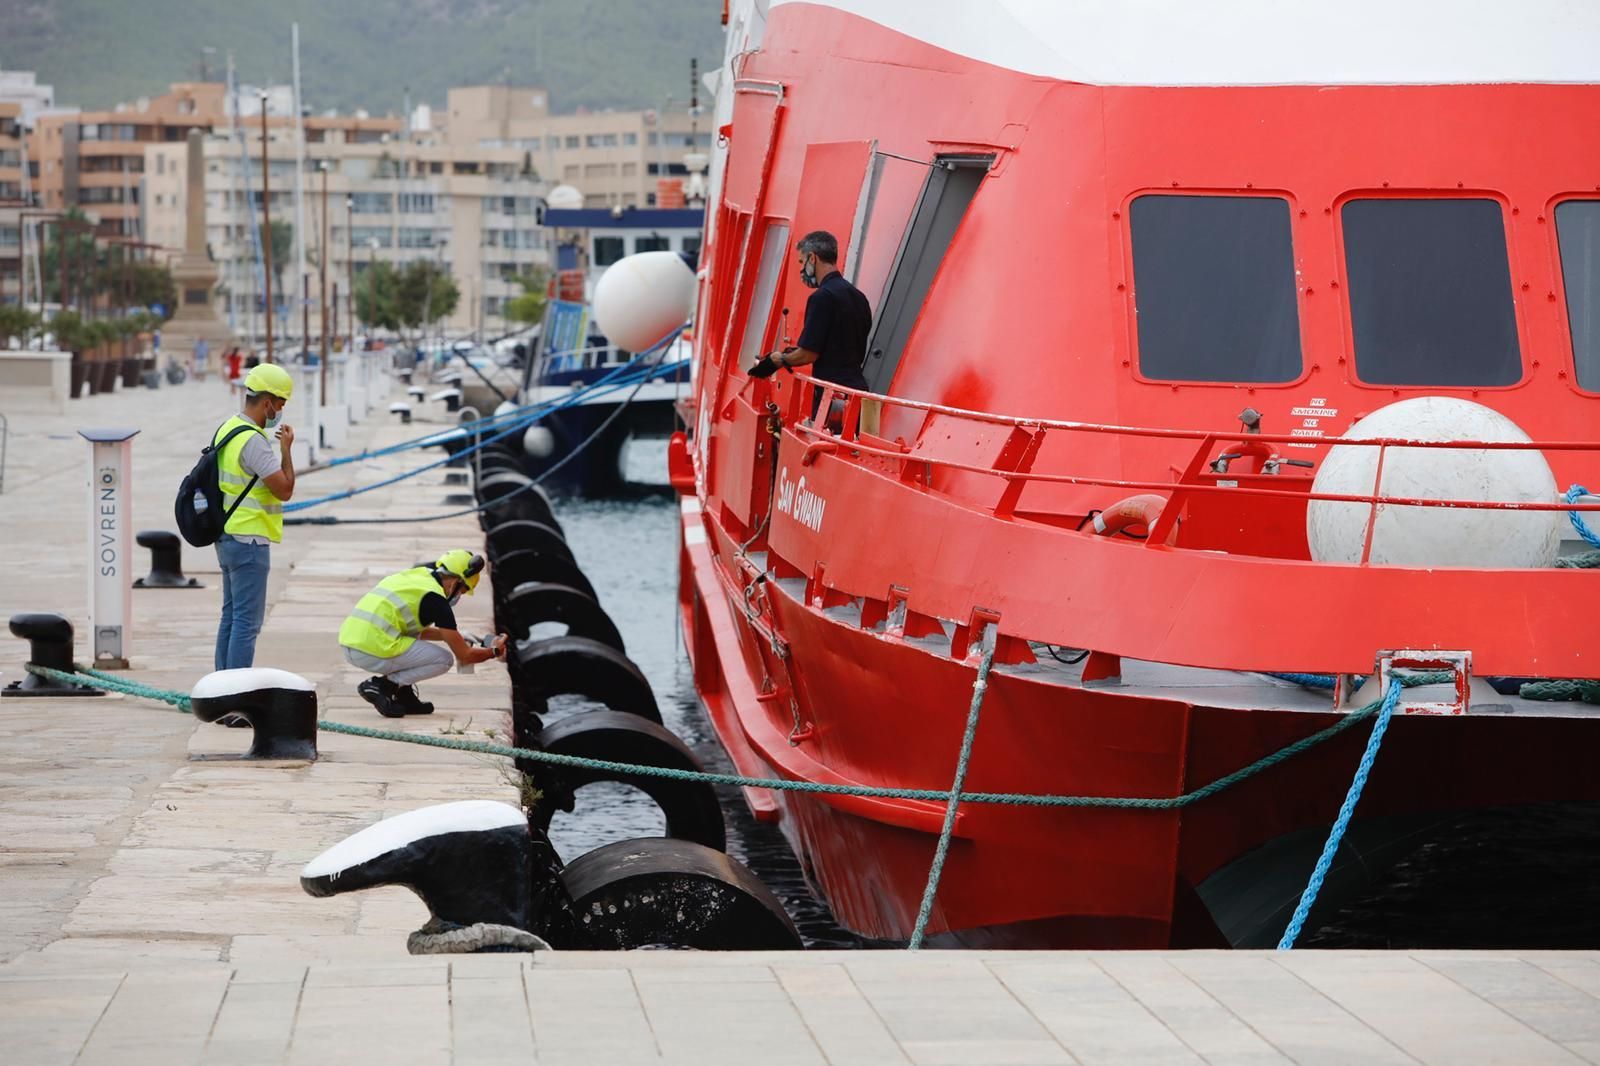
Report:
7,75,709,335
0,103,24,303
31,82,225,240
439,86,711,208
143,114,549,340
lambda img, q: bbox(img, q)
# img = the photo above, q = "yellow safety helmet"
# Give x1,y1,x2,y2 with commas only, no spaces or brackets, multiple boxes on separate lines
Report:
434,549,484,594
243,362,294,400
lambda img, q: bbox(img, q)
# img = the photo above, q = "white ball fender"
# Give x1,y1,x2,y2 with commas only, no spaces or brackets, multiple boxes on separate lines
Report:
523,425,555,458
1306,397,1560,567
591,251,696,353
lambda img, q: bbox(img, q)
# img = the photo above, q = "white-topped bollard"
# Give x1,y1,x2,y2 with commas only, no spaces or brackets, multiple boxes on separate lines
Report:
293,361,322,468
321,402,350,450
190,668,318,760
79,427,139,668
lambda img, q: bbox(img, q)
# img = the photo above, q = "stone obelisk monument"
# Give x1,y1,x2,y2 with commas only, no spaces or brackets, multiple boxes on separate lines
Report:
163,129,234,377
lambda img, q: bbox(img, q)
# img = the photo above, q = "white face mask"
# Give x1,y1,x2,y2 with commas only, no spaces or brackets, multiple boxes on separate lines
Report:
264,401,283,429
448,587,463,607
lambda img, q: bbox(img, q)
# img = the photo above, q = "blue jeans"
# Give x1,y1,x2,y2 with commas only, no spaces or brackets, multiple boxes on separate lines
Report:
215,535,271,670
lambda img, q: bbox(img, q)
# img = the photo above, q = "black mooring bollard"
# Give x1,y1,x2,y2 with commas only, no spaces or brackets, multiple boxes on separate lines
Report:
389,402,412,425
407,385,425,402
431,388,463,413
189,669,319,760
3,613,106,698
133,530,202,589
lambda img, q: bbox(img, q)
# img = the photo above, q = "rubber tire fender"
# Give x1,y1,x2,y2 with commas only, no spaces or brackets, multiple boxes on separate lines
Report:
485,519,574,567
511,635,659,722
500,582,624,652
475,469,536,505
490,548,599,607
528,710,725,851
559,838,801,950
478,485,561,536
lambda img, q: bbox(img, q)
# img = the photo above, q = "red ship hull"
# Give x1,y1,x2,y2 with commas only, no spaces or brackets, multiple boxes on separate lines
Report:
674,2,1600,946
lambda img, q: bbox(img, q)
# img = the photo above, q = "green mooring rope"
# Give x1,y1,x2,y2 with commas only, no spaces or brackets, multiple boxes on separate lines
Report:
909,641,997,950
31,659,1505,948
34,661,1387,809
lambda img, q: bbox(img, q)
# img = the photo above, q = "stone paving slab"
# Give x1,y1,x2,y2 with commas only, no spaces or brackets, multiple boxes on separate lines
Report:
3,952,1599,1065
4,380,1599,1065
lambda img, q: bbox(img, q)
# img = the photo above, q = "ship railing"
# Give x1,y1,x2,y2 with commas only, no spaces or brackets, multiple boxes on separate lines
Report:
534,345,618,379
770,375,1600,564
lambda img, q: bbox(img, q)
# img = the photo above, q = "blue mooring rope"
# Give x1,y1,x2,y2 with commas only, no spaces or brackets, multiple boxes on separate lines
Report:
285,333,685,512
1276,677,1402,949
309,329,686,472
1568,484,1600,549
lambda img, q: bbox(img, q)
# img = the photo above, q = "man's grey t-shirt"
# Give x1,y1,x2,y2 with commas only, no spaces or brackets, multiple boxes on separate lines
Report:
227,429,282,546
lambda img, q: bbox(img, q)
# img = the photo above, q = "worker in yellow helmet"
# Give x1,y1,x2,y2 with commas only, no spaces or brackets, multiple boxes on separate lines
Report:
338,549,508,717
213,363,296,671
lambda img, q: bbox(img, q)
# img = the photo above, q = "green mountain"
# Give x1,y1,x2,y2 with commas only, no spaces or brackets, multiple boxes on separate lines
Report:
3,0,725,116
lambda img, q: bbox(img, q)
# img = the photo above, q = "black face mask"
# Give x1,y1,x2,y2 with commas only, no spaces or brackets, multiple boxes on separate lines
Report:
800,254,819,289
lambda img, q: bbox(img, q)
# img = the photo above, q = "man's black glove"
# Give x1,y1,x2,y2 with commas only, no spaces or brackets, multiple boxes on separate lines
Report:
748,354,781,379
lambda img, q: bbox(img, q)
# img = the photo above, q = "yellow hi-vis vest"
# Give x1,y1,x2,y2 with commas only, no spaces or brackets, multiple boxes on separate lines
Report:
214,415,283,542
339,567,446,659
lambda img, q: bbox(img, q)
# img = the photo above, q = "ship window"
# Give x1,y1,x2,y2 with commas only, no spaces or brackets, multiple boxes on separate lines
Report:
864,155,991,392
737,221,790,372
1555,199,1600,391
1343,198,1520,386
594,236,625,267
1129,195,1301,383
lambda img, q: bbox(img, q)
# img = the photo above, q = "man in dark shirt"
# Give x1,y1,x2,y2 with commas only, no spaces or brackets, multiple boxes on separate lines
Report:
751,231,877,430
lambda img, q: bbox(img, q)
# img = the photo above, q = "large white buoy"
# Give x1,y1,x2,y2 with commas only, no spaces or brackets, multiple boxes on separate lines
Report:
546,184,583,211
591,250,696,353
1306,397,1560,567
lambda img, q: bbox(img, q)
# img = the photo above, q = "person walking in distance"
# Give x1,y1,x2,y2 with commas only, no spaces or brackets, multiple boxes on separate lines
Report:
212,363,296,670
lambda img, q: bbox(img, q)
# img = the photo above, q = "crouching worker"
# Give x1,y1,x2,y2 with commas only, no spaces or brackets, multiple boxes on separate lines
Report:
338,549,507,718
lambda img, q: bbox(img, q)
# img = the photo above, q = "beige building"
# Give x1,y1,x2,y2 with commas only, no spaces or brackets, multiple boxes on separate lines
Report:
439,86,711,209
144,118,549,340
0,102,24,303
32,83,226,240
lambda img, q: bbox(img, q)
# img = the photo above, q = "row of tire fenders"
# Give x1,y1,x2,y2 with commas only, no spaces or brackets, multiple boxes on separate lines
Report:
306,438,804,952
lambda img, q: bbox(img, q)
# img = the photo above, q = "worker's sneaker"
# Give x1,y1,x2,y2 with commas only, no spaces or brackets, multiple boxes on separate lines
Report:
357,676,405,719
393,685,435,716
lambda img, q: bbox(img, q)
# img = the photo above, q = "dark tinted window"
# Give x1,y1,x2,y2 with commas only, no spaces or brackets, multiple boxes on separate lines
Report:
1556,200,1600,391
1129,195,1301,383
1343,199,1520,386
594,236,625,267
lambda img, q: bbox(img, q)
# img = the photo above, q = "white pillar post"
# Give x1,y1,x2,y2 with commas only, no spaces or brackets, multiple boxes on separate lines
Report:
79,427,139,668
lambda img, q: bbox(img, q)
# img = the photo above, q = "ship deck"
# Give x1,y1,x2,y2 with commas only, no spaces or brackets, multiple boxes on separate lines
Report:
2,380,1597,1065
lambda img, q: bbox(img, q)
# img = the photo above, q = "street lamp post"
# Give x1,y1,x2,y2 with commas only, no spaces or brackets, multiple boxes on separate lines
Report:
258,92,274,362
364,236,379,348
318,161,329,403
344,194,354,351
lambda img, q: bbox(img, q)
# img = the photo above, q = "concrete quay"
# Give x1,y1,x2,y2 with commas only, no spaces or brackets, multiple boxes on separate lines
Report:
1,377,1598,1065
